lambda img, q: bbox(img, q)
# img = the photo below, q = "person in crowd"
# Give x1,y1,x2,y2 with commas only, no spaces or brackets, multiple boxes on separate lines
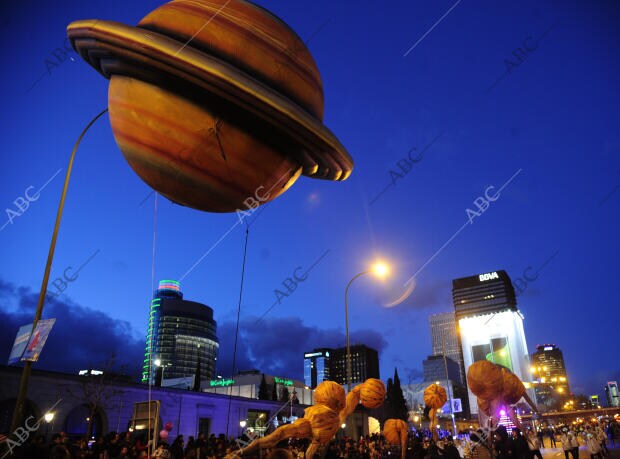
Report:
526,430,542,459
441,437,461,459
171,435,185,459
560,428,573,459
570,429,580,459
586,433,602,459
548,428,557,448
493,426,514,459
595,425,609,457
536,429,545,449
512,429,529,459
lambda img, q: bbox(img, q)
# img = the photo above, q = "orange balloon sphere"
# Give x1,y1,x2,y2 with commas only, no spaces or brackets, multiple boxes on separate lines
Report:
314,381,346,413
383,419,408,445
501,368,526,405
360,378,386,408
467,361,503,401
424,383,447,409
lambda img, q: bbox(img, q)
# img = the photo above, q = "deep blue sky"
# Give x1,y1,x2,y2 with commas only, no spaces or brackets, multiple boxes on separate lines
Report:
1,0,619,399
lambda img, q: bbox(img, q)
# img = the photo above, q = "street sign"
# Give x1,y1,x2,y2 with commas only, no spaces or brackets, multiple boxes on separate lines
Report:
21,319,56,362
7,324,32,365
452,398,463,413
441,398,463,414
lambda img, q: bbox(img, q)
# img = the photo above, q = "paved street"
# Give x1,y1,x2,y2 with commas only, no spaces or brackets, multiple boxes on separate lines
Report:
541,445,620,459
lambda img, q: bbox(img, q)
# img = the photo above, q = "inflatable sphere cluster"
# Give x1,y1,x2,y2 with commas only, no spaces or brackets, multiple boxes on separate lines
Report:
467,360,537,431
383,419,408,459
67,0,353,213
423,383,447,438
222,379,384,459
340,378,386,424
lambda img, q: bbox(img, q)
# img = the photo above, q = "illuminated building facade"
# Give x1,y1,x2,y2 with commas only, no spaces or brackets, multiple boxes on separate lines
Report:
202,370,314,405
142,280,219,385
430,312,465,384
303,348,331,388
530,344,570,398
453,270,532,414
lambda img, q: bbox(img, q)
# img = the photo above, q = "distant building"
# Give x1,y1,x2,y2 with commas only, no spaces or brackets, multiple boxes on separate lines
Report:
531,344,570,397
303,345,379,387
452,270,532,414
605,381,620,407
423,355,461,383
1,365,307,441
203,370,313,406
329,345,380,386
590,395,600,408
430,312,465,384
142,280,219,386
303,349,331,388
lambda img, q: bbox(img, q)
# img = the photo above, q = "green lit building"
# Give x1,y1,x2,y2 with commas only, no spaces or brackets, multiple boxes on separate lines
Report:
142,280,219,386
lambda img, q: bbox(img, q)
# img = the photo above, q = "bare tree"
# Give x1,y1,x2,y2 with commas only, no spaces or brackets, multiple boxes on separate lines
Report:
62,353,128,438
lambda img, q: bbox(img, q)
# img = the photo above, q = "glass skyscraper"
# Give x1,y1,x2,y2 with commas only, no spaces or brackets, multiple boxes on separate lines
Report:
303,348,331,388
142,280,219,386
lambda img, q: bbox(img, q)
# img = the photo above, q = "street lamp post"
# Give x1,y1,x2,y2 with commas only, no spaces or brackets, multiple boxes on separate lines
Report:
154,359,172,386
44,412,55,442
441,334,458,436
344,261,390,394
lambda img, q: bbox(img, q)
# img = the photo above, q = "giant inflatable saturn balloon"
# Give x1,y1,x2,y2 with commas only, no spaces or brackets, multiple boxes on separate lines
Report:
67,0,353,212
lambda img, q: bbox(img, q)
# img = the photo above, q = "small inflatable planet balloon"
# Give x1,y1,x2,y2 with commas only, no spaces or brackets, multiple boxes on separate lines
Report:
67,0,353,213
467,360,503,401
423,383,447,409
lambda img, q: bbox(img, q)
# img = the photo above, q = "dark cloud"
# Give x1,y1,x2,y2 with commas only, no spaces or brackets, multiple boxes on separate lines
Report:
0,279,144,378
0,279,389,384
217,315,388,381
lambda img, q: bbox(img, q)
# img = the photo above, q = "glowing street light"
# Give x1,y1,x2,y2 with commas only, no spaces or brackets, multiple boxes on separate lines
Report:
240,420,247,428
154,359,172,386
370,261,390,279
44,412,55,423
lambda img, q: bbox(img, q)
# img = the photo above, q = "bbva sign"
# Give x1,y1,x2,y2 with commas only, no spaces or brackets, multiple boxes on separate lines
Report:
479,272,499,282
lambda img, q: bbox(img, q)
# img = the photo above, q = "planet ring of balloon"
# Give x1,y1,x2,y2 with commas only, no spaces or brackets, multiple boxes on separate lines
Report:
67,0,353,213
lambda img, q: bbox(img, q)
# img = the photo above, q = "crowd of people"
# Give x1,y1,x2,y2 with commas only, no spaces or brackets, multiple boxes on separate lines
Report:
3,419,619,459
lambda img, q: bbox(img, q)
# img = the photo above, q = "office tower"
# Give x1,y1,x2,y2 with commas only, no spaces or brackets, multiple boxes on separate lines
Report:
606,381,620,407
530,344,570,395
303,348,331,388
329,345,379,386
142,280,219,386
304,345,379,387
422,355,461,383
430,312,465,384
452,270,531,414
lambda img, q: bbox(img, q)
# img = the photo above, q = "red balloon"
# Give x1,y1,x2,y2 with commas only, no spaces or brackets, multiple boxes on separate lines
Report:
160,429,169,440
165,422,173,432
